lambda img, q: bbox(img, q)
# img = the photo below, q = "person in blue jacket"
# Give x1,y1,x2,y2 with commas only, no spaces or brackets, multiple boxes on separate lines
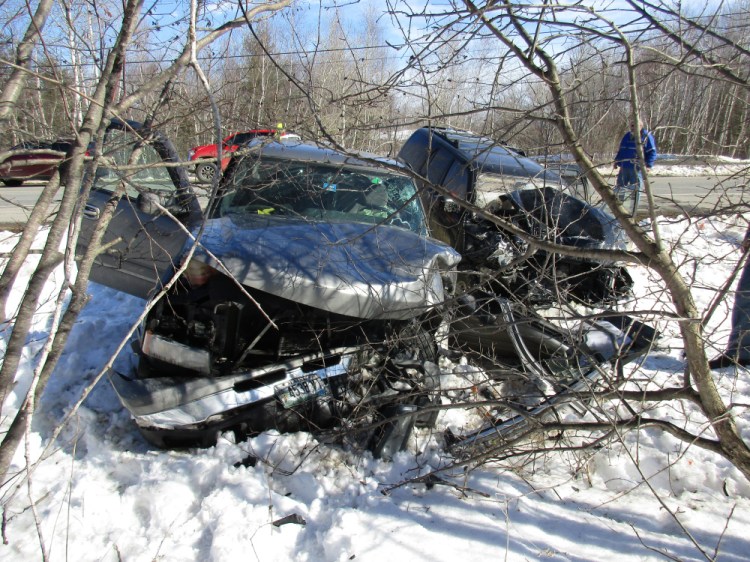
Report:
613,121,657,215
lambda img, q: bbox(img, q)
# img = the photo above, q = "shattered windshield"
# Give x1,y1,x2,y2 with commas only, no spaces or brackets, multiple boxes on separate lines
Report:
219,157,428,235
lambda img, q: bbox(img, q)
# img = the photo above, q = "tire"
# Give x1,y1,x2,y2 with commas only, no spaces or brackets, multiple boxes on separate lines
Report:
1,179,23,186
356,325,440,460
195,161,218,183
386,321,443,426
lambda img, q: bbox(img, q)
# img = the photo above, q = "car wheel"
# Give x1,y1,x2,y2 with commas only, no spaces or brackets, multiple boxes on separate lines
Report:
1,179,23,186
392,324,441,429
195,161,218,183
351,325,441,458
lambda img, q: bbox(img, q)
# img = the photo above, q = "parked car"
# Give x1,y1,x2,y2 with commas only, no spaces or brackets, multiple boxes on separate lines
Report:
398,126,632,305
0,139,74,186
188,128,301,183
77,124,460,455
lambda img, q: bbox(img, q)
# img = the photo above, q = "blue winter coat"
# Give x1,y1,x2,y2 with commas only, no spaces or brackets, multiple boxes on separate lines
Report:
615,129,657,169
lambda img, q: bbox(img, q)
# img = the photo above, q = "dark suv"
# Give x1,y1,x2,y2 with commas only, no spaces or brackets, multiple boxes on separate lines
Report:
399,127,632,305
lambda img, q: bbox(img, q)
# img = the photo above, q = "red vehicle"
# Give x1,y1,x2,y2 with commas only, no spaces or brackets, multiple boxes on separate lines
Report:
188,128,300,183
0,139,74,186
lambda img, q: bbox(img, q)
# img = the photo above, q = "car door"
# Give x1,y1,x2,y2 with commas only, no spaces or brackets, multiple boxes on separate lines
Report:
422,147,469,252
0,141,52,183
76,121,202,299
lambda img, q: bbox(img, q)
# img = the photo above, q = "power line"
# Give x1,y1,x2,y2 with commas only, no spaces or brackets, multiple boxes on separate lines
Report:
15,6,750,71
37,38,482,70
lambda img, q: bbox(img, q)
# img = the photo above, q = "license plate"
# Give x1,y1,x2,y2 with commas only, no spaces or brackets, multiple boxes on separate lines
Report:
275,374,329,409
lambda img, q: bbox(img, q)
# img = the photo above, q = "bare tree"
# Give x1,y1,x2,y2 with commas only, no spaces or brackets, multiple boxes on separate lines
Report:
0,0,55,124
0,0,293,485
2,0,750,503
410,0,750,479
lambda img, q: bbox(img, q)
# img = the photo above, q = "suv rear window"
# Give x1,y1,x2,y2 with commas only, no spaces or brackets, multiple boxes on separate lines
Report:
425,147,455,184
227,132,273,145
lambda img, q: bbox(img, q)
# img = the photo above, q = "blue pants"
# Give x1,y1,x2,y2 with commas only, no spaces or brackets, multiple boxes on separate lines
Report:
615,166,642,215
726,253,750,363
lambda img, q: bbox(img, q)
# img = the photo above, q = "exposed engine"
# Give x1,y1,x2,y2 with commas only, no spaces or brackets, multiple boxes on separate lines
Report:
458,188,633,305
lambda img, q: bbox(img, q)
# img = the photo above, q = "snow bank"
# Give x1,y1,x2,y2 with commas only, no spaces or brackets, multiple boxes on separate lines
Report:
1,212,750,561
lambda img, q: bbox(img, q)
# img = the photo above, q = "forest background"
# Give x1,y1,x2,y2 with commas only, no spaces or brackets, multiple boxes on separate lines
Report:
3,0,747,161
1,2,750,559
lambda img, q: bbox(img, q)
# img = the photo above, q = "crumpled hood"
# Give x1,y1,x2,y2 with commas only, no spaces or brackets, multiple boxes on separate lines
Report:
188,216,461,320
506,187,627,252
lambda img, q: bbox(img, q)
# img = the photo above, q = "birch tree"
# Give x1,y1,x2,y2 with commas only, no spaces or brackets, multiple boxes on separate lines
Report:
0,0,292,485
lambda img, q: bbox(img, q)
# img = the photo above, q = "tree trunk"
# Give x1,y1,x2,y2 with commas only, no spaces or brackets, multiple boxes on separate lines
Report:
0,0,54,123
0,0,145,481
461,0,750,483
0,173,62,327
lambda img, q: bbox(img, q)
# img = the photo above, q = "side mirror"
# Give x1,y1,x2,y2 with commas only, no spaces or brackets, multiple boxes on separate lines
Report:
443,197,461,214
136,192,163,215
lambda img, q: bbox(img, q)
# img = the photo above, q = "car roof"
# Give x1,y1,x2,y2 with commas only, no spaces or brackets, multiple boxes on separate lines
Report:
425,126,555,180
240,139,407,173
431,127,525,156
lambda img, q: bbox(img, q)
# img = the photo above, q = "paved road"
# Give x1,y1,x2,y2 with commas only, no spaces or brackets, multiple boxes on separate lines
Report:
0,174,746,231
566,174,747,218
625,175,743,217
645,175,747,217
0,182,50,227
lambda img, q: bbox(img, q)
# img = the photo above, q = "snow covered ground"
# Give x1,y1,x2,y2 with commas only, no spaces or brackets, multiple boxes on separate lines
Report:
602,156,748,177
1,182,750,560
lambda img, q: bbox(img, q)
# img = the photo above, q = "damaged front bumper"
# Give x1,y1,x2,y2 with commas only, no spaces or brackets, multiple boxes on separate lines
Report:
109,346,363,447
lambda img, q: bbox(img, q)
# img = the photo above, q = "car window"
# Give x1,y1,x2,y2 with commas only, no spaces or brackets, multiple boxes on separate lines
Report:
93,129,176,198
227,132,273,146
444,160,470,199
397,136,427,174
219,157,427,235
425,147,455,185
50,141,73,152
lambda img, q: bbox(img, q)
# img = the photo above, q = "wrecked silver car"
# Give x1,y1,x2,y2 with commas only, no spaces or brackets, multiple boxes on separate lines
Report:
77,122,655,459
76,125,460,454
